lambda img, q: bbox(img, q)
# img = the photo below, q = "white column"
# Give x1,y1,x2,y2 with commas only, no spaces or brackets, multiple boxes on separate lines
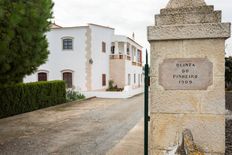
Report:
129,44,132,58
135,48,138,62
115,42,119,54
123,42,127,55
131,45,134,61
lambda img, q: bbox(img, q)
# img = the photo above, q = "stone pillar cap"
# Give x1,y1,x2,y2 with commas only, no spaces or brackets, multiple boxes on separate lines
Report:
166,0,206,8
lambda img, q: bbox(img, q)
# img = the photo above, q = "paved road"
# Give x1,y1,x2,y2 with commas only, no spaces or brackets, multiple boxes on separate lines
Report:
0,94,143,155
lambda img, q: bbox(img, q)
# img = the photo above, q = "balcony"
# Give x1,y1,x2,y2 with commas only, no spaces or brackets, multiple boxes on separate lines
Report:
110,54,131,61
110,54,142,67
132,61,142,67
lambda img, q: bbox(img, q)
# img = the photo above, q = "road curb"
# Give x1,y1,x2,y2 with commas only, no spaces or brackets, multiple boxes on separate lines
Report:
107,118,144,155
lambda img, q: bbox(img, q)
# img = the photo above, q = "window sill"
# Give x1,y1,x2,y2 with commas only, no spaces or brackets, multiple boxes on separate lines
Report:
62,49,74,51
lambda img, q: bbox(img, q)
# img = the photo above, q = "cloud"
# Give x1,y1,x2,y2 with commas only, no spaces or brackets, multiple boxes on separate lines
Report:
52,0,232,56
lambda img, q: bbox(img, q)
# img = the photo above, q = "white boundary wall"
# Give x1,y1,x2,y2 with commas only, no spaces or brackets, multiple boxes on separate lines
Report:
83,87,143,99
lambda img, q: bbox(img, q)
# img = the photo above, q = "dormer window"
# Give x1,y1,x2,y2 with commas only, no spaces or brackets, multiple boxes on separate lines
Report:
62,37,73,50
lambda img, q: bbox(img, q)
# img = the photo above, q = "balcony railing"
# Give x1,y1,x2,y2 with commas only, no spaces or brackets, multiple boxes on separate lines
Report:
110,54,142,67
132,61,142,67
110,54,131,61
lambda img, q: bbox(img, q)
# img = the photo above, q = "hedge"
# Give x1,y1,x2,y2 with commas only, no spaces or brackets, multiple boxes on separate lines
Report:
0,80,66,118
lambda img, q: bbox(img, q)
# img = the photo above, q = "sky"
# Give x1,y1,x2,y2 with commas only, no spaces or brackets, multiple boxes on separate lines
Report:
52,0,232,61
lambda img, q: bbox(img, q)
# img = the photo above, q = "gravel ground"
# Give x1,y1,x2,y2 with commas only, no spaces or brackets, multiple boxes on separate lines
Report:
0,95,143,155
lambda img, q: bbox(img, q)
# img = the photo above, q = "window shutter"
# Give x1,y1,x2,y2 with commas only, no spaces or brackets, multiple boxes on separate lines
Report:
102,74,106,86
38,73,47,81
63,72,72,88
102,42,106,53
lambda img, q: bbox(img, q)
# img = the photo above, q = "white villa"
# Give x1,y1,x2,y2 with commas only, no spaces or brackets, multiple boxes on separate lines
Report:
24,23,143,98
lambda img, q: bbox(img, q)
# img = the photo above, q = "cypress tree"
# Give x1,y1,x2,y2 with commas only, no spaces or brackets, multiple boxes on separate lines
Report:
0,0,53,86
226,57,232,89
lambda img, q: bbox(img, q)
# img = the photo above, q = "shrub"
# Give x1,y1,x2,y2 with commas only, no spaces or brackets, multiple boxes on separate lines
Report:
225,57,232,90
106,80,123,92
66,90,85,102
0,80,66,118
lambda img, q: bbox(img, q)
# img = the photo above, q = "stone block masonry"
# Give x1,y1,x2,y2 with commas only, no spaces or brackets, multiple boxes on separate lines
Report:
147,0,230,154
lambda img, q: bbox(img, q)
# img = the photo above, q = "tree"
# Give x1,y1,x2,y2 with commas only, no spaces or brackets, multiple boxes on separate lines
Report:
0,0,53,86
225,57,232,89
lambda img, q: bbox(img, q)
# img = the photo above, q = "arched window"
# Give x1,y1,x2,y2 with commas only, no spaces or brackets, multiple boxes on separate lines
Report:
63,72,73,88
38,72,47,81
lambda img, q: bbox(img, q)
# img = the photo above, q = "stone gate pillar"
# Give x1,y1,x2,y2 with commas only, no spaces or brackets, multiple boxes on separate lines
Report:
147,0,231,154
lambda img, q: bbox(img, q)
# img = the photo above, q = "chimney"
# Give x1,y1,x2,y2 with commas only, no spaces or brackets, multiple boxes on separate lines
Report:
132,32,135,40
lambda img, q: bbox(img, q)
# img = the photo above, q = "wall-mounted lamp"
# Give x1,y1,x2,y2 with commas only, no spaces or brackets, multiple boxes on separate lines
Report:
89,58,93,64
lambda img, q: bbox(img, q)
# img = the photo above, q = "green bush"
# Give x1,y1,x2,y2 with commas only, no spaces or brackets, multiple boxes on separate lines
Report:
225,57,232,90
0,80,66,118
106,80,123,92
66,90,85,102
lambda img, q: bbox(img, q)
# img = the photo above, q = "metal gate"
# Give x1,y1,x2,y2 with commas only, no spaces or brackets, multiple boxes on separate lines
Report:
144,50,150,155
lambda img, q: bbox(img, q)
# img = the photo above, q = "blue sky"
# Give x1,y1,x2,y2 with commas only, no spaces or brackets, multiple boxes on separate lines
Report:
52,0,232,59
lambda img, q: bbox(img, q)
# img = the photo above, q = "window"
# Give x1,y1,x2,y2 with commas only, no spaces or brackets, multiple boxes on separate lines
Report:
63,72,72,88
128,74,131,85
63,38,73,50
134,74,136,84
102,42,106,53
102,74,106,86
38,72,47,81
127,47,130,55
138,74,140,85
141,74,143,83
111,46,115,54
137,50,141,63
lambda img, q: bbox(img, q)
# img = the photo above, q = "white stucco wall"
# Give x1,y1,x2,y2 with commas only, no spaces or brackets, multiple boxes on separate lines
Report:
23,24,143,94
89,24,114,90
112,35,143,89
24,27,88,91
125,60,143,88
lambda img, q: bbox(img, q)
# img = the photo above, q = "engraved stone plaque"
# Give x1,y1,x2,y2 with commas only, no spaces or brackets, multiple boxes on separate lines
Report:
159,58,213,90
